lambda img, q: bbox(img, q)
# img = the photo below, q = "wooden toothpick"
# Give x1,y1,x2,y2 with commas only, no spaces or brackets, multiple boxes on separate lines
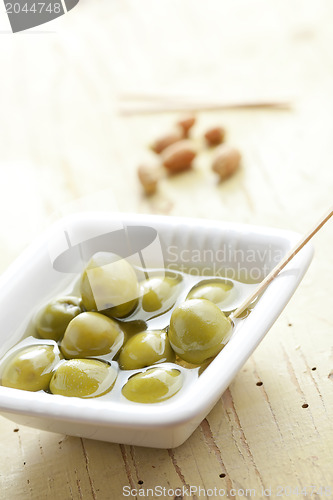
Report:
231,206,333,319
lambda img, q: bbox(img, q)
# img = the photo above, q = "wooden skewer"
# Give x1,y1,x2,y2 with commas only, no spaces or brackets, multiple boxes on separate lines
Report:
232,206,333,320
117,99,292,116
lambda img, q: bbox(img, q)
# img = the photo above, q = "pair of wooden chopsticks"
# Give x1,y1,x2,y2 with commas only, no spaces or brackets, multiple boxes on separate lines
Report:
117,92,292,116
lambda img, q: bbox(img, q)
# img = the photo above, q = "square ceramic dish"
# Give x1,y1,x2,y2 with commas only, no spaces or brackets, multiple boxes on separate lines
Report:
0,213,313,448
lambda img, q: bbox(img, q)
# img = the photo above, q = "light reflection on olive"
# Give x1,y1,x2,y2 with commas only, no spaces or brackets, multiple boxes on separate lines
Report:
187,280,232,308
50,359,117,398
36,296,83,341
118,330,175,370
60,312,124,359
1,344,61,392
168,299,232,364
122,367,183,403
140,275,181,313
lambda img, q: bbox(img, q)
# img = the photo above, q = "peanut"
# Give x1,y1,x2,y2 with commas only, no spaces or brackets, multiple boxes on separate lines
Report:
162,140,197,173
137,164,161,195
151,131,183,154
212,145,241,180
204,126,225,146
177,115,196,138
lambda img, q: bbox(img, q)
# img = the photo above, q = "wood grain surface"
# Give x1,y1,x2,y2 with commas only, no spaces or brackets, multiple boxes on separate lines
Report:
0,1,332,499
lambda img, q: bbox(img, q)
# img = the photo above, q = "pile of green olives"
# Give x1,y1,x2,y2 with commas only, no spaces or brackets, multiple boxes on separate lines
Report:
0,252,235,404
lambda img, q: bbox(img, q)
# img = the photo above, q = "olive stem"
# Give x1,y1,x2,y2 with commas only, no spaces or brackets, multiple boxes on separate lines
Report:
231,206,333,320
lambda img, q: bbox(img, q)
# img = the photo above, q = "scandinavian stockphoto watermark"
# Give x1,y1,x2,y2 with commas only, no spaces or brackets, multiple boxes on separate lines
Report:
48,217,283,311
165,243,283,282
4,0,80,32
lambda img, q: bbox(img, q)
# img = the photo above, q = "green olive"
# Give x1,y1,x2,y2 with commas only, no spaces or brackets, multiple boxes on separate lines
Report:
168,299,231,364
140,275,180,313
49,359,117,398
118,330,175,370
80,252,139,318
187,281,232,307
35,296,83,341
122,367,182,403
60,312,124,359
1,344,61,392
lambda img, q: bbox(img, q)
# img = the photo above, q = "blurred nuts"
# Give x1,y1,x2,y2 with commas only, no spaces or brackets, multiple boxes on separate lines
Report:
212,145,241,181
204,126,225,146
177,115,196,138
137,164,161,195
151,131,182,154
162,140,197,173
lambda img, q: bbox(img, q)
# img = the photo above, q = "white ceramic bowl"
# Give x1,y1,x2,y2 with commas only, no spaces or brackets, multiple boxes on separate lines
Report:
0,213,313,448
